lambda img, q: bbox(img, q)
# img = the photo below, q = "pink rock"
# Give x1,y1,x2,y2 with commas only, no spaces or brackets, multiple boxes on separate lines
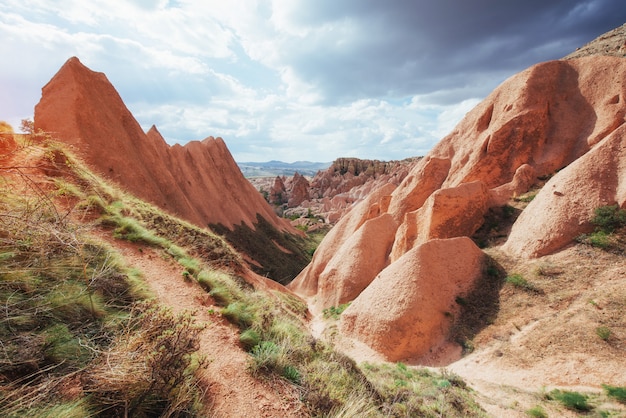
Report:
341,237,485,361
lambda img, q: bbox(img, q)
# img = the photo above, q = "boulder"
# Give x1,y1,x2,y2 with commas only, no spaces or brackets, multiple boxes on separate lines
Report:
340,237,485,361
314,213,396,309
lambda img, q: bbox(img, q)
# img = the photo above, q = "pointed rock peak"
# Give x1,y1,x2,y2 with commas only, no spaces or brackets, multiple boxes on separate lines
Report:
48,56,106,85
146,125,168,145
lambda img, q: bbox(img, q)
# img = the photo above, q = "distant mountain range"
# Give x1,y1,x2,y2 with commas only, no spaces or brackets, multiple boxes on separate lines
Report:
237,160,331,177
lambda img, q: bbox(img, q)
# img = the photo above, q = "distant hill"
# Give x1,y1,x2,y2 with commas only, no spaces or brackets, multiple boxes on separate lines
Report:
237,160,331,177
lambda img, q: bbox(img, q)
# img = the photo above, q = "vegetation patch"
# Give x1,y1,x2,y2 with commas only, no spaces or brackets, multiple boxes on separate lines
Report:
323,303,351,319
603,384,626,404
576,204,626,253
505,273,540,292
547,389,592,412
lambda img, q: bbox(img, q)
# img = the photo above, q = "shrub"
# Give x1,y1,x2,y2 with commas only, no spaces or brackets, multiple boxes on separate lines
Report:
505,274,537,291
322,303,351,319
603,384,626,404
84,302,207,417
596,326,612,341
221,302,255,329
283,365,301,384
591,204,626,233
526,405,547,418
240,329,261,351
549,389,591,411
249,341,281,375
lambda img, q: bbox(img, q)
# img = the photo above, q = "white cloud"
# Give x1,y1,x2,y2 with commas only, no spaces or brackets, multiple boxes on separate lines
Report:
1,0,625,162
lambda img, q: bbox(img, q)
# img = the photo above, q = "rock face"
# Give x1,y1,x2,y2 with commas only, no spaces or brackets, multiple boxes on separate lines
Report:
341,237,485,361
34,57,304,280
287,173,310,208
503,122,626,257
290,54,626,361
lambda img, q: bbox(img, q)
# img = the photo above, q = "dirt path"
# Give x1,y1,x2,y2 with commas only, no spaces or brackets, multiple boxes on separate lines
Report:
100,235,306,418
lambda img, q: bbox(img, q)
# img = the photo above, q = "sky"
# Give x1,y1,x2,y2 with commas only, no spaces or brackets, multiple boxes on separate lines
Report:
1,1,625,162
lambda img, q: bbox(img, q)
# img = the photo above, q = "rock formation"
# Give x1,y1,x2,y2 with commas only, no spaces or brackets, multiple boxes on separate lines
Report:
290,53,626,361
34,57,306,281
269,176,287,205
287,172,310,208
341,237,485,361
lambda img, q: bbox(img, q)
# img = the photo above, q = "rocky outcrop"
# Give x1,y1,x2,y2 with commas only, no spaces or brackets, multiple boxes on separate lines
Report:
34,57,305,281
503,122,626,257
269,176,287,205
341,237,485,361
290,53,626,362
287,172,310,208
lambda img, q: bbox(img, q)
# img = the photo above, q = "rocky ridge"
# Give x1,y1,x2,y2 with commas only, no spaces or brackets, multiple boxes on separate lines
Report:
34,57,308,281
290,53,626,362
250,157,417,226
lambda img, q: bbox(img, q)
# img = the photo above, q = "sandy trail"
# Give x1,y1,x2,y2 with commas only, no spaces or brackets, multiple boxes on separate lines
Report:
101,235,306,418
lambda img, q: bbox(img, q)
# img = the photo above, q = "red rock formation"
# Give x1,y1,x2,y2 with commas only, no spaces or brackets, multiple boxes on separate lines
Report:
0,122,16,157
34,57,303,280
269,176,286,205
290,54,626,361
340,237,485,361
287,172,310,208
503,122,626,257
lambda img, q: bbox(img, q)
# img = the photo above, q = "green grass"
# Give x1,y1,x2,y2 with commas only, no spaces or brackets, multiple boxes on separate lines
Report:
548,389,592,411
322,302,351,319
596,326,612,341
526,405,547,417
505,273,538,291
1,137,489,417
603,384,626,404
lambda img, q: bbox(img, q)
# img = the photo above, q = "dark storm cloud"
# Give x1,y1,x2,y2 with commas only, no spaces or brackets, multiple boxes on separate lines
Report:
278,0,626,104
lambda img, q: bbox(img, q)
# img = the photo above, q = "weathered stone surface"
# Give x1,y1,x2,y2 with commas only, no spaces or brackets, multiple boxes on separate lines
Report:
269,176,287,205
314,213,396,309
34,57,294,234
503,123,626,258
341,237,485,361
292,54,626,362
288,183,396,298
287,172,310,208
390,181,489,261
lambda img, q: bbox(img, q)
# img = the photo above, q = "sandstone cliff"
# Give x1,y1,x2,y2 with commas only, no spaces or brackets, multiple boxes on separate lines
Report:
34,57,308,282
290,54,626,361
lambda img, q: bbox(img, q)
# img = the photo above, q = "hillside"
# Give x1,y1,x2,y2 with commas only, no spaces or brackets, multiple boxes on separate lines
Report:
0,132,489,417
33,57,310,283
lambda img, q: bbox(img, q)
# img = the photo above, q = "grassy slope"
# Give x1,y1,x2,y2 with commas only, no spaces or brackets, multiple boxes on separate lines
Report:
1,137,488,417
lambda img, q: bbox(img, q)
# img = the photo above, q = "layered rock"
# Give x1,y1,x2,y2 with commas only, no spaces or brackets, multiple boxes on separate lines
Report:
290,54,626,361
34,57,304,280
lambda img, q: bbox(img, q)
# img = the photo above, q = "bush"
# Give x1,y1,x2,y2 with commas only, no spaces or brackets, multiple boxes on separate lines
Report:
240,329,261,351
84,302,207,417
603,384,626,404
596,326,612,341
591,205,626,233
549,389,591,411
526,405,547,417
505,274,537,291
221,302,255,329
322,303,351,319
